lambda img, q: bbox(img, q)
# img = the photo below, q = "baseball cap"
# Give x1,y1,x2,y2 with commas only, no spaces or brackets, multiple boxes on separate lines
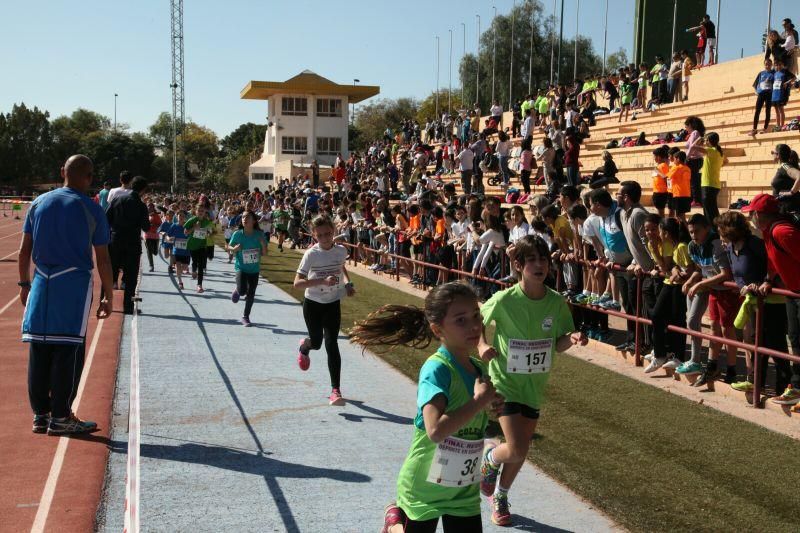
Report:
741,193,779,214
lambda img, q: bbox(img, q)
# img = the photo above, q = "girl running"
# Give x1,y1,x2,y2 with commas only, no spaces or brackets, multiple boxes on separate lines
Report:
144,203,162,273
477,235,587,527
350,282,503,533
184,204,214,293
159,209,174,271
166,210,191,289
227,210,268,327
293,215,355,406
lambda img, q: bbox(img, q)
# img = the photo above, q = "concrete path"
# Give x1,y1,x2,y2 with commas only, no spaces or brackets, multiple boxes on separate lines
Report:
96,252,618,532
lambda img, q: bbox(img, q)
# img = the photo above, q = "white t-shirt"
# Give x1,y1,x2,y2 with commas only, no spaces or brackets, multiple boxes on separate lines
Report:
457,149,474,171
490,104,503,117
582,214,603,246
296,244,349,304
106,186,130,206
509,222,530,244
259,210,273,233
496,140,512,157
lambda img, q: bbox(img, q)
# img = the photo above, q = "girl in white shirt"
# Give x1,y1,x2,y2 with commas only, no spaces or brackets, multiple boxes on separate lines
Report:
472,212,506,277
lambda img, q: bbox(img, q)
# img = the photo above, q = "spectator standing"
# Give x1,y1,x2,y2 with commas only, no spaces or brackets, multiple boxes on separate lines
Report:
750,59,775,136
106,170,132,205
98,180,112,210
19,154,113,435
698,132,727,224
684,115,706,207
457,144,475,196
106,176,150,314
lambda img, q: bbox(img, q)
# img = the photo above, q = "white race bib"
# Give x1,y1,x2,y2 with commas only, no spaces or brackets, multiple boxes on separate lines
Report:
426,436,484,487
773,79,783,91
507,338,553,374
193,227,208,239
174,238,187,250
760,80,772,92
242,249,259,264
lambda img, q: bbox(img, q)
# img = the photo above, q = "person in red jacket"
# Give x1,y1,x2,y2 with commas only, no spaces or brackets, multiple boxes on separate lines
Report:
743,193,800,405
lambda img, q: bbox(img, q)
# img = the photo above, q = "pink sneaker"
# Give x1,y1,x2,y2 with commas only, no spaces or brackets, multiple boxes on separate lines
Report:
297,340,310,371
328,388,345,406
381,503,404,533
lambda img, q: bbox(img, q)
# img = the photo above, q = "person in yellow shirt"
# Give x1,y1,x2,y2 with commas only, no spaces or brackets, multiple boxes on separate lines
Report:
697,132,728,224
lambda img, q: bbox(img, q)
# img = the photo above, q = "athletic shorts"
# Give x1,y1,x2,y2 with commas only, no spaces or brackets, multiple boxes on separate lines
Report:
174,255,190,265
671,196,691,214
708,290,740,327
501,401,540,420
652,192,672,210
707,37,716,47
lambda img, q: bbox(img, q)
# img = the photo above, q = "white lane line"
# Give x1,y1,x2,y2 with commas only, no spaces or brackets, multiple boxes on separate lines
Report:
0,296,16,316
123,309,141,533
0,230,22,241
1,249,18,260
29,318,106,533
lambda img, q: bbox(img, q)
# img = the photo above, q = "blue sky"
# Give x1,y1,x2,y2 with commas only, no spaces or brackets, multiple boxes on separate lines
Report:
0,0,791,138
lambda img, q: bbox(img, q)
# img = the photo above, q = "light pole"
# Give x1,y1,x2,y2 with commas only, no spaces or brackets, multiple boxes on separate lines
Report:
492,6,497,104
476,15,481,107
671,0,678,56
549,0,556,85
602,0,609,72
461,22,466,106
352,79,359,125
767,0,773,43
715,0,721,64
436,36,440,119
573,0,579,80
509,0,516,108
114,93,118,132
529,3,535,93
557,0,564,84
449,29,453,114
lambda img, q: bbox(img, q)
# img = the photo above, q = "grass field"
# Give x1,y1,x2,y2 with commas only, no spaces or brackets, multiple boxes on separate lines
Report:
258,247,799,533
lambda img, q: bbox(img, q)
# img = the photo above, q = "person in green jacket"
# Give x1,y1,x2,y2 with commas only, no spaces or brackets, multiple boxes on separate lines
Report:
184,203,214,293
350,282,503,533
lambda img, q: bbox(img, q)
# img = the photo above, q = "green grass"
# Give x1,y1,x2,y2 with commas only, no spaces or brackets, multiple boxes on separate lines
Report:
259,248,800,533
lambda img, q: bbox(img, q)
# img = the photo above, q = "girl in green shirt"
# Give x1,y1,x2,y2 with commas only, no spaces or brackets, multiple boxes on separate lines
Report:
184,203,215,293
350,282,503,533
477,235,587,527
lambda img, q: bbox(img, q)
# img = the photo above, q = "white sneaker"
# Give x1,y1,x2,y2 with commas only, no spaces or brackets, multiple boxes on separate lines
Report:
643,351,654,362
644,357,667,373
662,355,682,370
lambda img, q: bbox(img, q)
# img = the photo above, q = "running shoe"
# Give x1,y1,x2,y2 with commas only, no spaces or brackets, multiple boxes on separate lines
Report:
178,281,184,290
662,355,682,371
643,350,654,362
480,444,500,497
32,414,49,434
329,388,345,406
644,357,667,374
692,367,720,388
731,381,754,393
297,340,310,371
772,385,800,405
240,316,251,327
676,361,703,375
231,289,240,303
149,266,154,273
572,292,591,304
491,493,512,526
585,328,597,340
594,329,613,342
614,341,633,352
48,413,97,436
599,299,621,311
197,286,204,293
381,503,404,533
191,272,197,280
594,293,612,306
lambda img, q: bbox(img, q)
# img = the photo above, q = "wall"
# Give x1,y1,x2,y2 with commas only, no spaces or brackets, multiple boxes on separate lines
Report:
634,0,708,65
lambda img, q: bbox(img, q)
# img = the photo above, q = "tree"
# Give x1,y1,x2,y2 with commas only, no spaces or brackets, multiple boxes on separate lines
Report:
416,90,466,124
353,97,419,150
51,108,113,170
605,47,629,74
148,111,173,148
220,122,267,157
81,131,156,185
0,103,55,184
182,122,219,174
459,1,603,111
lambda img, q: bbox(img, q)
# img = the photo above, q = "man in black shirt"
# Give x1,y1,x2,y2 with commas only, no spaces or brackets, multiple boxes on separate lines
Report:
106,176,149,314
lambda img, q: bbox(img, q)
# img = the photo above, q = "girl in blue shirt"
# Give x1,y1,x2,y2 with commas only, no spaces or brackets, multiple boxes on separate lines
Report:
165,211,191,290
226,210,267,326
771,58,796,130
751,59,774,135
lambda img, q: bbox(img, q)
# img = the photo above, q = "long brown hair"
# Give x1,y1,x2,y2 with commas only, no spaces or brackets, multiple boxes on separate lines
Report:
349,282,478,350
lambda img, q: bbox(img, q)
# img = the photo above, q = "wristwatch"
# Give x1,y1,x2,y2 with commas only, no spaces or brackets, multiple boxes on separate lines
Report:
17,281,31,288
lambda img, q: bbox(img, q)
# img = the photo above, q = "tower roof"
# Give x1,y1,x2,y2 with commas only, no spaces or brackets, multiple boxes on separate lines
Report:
241,71,380,103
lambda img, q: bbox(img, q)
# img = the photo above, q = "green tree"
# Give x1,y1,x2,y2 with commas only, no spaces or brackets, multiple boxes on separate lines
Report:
148,111,173,148
353,97,419,150
81,131,156,185
51,108,113,169
183,122,219,174
605,47,630,74
416,89,466,124
0,103,55,184
220,122,267,157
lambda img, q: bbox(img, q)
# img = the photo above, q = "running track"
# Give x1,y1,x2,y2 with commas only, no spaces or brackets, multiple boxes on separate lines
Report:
0,216,124,532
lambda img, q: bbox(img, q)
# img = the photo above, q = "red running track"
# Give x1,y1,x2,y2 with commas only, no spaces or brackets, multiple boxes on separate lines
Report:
0,217,124,532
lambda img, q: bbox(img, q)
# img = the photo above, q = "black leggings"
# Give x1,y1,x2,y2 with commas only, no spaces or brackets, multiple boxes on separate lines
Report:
236,271,259,318
519,169,531,194
302,298,342,389
650,283,688,360
702,186,720,225
687,158,703,204
190,249,207,286
753,92,772,131
145,238,159,268
404,513,482,532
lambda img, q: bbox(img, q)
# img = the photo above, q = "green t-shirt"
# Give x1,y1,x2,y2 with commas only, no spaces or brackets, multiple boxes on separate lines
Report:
620,83,633,105
537,96,549,114
520,99,532,119
481,284,575,408
229,229,265,274
272,209,290,230
184,216,213,251
396,348,487,521
701,146,723,189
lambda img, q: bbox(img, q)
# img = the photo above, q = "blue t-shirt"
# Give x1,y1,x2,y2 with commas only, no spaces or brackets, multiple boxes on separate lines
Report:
772,69,789,102
756,70,774,95
23,187,110,271
229,229,264,274
166,223,190,256
599,202,629,254
98,188,110,210
158,220,173,247
414,346,480,430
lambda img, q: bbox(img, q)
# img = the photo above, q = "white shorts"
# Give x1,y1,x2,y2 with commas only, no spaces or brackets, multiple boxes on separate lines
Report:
707,38,716,47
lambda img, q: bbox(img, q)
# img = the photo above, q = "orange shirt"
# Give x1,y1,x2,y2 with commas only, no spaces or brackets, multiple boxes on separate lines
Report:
652,162,670,193
434,218,446,238
409,214,421,232
668,163,691,198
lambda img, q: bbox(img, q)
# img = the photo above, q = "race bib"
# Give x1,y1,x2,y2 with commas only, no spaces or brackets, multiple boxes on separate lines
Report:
242,249,259,264
193,227,209,239
760,80,772,92
174,238,187,250
507,338,553,374
426,436,484,487
773,80,783,91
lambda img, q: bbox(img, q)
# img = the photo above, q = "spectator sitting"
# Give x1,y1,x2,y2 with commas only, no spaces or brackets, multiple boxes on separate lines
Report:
590,151,619,188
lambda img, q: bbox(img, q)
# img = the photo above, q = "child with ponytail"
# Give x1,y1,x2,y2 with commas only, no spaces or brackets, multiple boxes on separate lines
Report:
350,281,504,533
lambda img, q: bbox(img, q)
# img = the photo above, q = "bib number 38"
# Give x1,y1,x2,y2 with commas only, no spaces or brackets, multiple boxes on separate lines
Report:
426,437,484,487
507,338,553,374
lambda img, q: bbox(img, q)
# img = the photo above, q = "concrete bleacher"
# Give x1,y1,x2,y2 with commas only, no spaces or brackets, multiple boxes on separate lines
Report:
429,54,792,207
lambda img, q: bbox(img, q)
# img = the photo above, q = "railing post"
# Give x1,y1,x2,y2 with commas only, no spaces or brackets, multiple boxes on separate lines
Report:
634,271,643,367
752,295,764,408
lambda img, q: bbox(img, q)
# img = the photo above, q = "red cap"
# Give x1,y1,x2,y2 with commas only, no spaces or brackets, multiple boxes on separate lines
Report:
741,193,779,214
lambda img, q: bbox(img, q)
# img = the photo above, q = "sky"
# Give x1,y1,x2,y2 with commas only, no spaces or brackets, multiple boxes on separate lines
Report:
0,0,792,138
